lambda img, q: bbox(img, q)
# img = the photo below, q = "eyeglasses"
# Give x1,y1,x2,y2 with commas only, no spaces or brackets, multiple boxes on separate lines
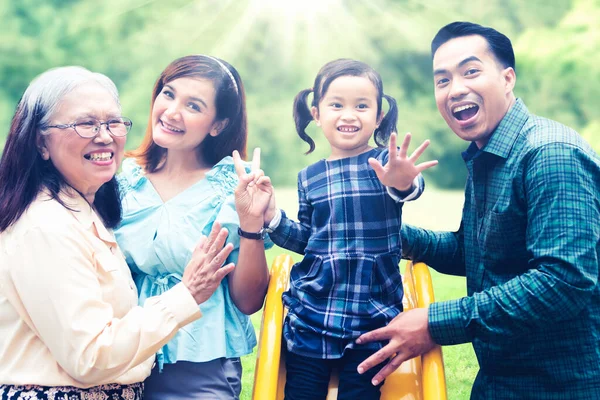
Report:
43,117,133,138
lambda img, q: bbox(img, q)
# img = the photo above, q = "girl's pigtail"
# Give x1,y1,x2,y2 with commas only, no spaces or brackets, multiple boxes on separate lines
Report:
293,88,316,154
375,94,399,148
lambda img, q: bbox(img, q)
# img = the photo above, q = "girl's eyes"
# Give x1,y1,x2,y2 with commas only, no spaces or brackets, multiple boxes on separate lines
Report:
328,103,370,109
162,89,174,99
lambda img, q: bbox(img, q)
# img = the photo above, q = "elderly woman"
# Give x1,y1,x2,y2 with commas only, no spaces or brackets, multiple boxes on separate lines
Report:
0,66,258,399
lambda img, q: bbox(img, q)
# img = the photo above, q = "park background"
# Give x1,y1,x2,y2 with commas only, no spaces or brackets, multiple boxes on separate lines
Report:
2,0,598,398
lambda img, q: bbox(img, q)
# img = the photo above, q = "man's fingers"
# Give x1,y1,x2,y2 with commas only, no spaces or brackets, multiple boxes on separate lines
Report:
357,346,392,374
371,353,408,385
251,148,261,172
398,132,412,159
232,150,246,177
416,160,439,172
408,139,430,162
356,324,392,345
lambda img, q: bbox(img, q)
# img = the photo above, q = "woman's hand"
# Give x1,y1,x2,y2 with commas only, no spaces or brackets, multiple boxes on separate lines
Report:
182,222,235,305
233,148,275,230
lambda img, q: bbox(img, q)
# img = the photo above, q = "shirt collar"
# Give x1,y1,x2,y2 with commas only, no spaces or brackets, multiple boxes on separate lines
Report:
54,187,117,245
480,98,530,159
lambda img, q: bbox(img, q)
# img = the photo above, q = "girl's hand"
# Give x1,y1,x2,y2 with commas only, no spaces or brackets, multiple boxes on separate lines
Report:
233,148,274,229
182,222,235,305
368,132,438,191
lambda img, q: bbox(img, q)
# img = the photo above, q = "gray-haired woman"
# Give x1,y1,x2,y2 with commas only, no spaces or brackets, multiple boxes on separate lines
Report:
0,66,235,399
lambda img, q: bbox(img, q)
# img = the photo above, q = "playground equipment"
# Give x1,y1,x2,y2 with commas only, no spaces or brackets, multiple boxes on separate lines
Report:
252,254,447,400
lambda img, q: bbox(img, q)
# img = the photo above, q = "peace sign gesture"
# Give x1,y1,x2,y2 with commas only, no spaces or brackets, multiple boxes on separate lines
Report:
232,148,274,224
368,132,438,191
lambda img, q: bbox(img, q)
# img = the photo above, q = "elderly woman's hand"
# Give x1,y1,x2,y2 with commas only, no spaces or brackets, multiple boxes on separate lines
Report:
182,222,235,305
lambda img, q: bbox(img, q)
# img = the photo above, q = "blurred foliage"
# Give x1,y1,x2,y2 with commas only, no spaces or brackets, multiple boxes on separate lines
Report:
1,0,597,188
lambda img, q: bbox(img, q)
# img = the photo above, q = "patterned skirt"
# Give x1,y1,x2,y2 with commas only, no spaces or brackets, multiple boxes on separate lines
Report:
0,382,143,400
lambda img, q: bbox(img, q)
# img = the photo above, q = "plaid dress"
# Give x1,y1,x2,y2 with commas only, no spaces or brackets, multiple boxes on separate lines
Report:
404,99,600,399
270,148,424,358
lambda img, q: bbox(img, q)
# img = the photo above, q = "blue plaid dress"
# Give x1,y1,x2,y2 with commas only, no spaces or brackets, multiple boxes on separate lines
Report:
270,148,424,358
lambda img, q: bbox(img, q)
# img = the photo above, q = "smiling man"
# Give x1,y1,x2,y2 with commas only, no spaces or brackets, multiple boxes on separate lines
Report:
357,22,600,398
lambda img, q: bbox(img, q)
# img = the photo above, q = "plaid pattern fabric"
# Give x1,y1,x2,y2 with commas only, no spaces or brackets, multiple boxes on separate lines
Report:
402,99,600,398
270,148,424,358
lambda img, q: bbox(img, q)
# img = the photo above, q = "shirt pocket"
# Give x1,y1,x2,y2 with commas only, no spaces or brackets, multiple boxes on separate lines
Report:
369,252,403,311
289,253,332,299
479,210,529,274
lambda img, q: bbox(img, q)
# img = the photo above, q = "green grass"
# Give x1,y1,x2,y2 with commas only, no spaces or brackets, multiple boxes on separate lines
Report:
240,188,478,400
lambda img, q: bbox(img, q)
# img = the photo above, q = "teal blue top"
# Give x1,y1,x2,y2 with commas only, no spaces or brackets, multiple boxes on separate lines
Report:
115,157,272,370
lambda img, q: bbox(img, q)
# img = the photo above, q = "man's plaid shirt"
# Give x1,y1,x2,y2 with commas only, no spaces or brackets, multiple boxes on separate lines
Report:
270,148,424,358
403,99,600,398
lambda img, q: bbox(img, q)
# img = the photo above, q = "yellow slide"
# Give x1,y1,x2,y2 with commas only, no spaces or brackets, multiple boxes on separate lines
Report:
252,254,447,400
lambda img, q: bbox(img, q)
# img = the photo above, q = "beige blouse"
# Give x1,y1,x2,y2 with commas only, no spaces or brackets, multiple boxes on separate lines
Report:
0,189,201,387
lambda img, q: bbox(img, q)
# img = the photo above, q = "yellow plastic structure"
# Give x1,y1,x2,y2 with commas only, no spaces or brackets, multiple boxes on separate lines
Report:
252,254,447,400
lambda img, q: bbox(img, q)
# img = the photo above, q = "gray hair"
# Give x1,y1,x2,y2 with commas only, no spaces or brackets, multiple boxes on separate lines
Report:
22,66,120,132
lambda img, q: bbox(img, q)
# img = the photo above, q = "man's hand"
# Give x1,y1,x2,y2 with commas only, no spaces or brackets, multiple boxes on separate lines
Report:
368,132,438,192
356,308,436,385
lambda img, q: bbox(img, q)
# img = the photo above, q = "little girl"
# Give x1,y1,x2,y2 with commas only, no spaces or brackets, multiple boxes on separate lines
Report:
263,59,438,399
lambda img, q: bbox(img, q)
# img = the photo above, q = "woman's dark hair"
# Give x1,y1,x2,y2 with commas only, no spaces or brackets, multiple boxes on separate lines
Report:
431,21,515,71
293,58,398,154
128,55,247,171
0,66,122,232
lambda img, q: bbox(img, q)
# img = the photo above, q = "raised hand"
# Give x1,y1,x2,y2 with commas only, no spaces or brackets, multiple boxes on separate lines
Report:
368,133,438,191
232,148,274,226
182,222,235,305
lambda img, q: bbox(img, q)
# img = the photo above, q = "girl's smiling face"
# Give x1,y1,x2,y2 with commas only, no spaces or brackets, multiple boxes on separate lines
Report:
311,75,383,160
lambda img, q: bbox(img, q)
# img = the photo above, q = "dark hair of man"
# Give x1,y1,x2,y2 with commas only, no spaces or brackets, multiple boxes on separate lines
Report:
293,58,398,154
0,67,122,232
128,55,248,172
431,21,515,71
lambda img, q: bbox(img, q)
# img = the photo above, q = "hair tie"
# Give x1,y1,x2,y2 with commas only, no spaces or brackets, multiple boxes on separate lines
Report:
204,55,239,94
